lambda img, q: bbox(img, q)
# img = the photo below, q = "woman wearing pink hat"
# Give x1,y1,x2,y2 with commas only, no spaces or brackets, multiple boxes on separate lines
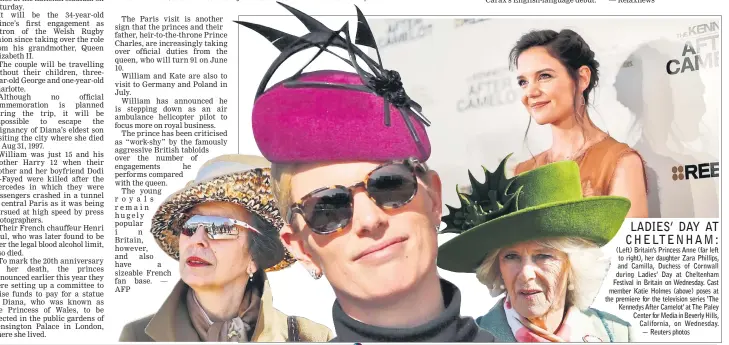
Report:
236,4,495,342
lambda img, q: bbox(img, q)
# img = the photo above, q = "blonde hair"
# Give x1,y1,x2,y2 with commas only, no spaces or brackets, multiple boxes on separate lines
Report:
270,162,299,222
475,237,610,311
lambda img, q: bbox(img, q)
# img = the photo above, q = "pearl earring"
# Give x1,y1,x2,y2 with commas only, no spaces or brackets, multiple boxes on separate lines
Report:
568,283,575,290
500,284,505,290
249,272,254,282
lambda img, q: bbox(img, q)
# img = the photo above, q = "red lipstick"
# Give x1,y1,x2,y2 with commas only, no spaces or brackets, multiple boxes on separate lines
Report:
186,256,211,267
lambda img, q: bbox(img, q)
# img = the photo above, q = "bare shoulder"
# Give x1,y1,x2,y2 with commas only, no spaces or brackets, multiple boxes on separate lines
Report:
615,151,646,175
611,150,648,193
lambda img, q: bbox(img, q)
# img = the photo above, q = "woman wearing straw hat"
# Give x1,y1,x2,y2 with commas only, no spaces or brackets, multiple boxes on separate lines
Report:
437,155,635,342
119,154,333,342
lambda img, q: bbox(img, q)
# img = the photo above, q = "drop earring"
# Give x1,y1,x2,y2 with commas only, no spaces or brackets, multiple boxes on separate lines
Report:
578,94,586,115
309,269,322,280
249,272,254,282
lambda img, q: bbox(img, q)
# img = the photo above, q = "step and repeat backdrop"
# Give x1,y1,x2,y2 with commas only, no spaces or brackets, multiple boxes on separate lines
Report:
369,17,720,218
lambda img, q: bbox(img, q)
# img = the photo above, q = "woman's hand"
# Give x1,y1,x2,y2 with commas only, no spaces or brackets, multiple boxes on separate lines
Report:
609,152,649,218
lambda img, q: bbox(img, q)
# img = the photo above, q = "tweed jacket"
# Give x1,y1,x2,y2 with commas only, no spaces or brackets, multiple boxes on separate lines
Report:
476,298,635,342
119,274,333,342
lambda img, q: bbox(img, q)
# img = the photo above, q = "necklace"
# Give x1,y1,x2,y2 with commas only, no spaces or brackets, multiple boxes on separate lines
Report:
548,147,585,162
547,149,582,164
547,135,608,163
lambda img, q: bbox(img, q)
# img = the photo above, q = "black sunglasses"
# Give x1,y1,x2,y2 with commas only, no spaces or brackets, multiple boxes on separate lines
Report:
286,157,427,235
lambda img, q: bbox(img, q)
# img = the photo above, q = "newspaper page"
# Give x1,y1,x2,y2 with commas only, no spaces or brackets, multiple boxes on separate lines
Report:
0,0,722,343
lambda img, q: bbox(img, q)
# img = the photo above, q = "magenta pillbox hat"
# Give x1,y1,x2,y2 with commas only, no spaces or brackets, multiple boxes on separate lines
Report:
251,70,431,163
237,3,432,164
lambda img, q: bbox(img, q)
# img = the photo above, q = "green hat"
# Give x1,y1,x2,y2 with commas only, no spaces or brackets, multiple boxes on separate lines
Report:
436,154,630,273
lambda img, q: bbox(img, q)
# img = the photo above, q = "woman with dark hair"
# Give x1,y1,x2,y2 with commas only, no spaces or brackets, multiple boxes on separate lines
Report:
510,29,648,217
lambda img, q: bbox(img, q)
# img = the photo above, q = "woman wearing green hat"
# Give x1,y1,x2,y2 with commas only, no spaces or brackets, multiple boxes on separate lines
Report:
437,156,635,342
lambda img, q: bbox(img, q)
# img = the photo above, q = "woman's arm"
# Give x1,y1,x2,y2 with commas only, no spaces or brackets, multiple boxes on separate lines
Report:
608,152,649,218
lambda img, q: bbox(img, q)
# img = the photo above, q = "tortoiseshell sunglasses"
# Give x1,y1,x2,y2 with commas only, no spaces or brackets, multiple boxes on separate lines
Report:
286,157,428,235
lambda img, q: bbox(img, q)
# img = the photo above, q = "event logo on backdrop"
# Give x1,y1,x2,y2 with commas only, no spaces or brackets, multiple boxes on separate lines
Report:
671,162,720,181
454,18,489,28
667,21,720,74
456,68,520,112
676,21,719,39
377,19,433,49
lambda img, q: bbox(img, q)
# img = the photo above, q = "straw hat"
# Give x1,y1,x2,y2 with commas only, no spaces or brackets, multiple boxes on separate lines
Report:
150,154,295,272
